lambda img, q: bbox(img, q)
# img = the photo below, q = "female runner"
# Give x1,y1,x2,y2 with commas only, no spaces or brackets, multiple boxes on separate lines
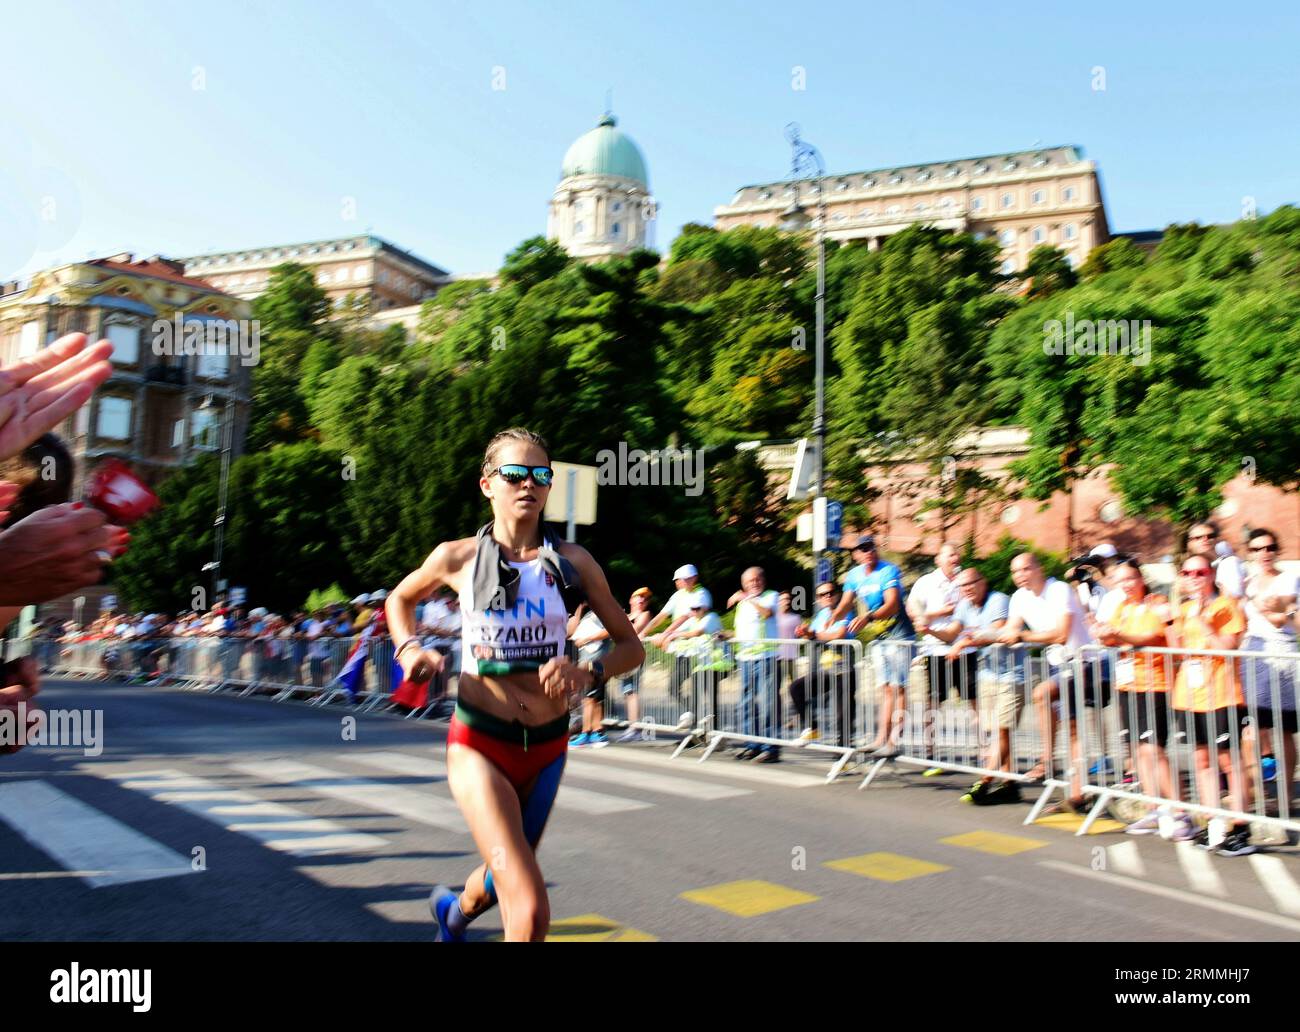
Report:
386,428,644,942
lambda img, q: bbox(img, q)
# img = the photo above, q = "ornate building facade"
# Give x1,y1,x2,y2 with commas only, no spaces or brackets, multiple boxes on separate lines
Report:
547,113,655,260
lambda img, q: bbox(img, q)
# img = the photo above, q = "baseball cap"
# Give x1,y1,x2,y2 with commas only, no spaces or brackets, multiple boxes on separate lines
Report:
852,535,877,551
350,595,369,606
1089,543,1118,559
632,587,652,598
369,589,389,603
673,564,699,580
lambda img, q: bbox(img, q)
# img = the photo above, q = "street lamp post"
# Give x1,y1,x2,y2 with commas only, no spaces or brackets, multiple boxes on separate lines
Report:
200,394,234,605
780,124,828,602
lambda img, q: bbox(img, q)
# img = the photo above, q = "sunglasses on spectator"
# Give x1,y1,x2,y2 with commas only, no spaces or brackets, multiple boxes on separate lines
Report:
1250,543,1279,552
816,590,834,597
1180,568,1213,577
1188,532,1216,540
488,464,554,487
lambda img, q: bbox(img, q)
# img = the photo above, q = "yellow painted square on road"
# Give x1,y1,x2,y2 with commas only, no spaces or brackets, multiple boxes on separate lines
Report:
941,830,1049,856
1033,813,1126,835
680,879,820,917
545,914,657,941
823,852,950,882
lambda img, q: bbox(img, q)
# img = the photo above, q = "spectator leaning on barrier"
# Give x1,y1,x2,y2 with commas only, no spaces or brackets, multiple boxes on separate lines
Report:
673,596,725,738
569,603,612,749
917,569,1013,804
775,591,802,728
788,582,855,746
1241,527,1298,812
646,563,711,642
996,552,1105,814
615,588,655,743
909,543,963,775
729,566,781,763
831,535,914,755
1092,559,1180,835
1167,553,1254,856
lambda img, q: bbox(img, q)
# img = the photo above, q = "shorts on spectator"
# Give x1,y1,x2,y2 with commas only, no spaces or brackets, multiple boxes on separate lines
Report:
1174,706,1244,748
615,673,639,696
923,651,979,703
871,639,912,687
1117,689,1170,745
1241,636,1298,727
584,680,606,703
1054,660,1111,720
1246,706,1299,733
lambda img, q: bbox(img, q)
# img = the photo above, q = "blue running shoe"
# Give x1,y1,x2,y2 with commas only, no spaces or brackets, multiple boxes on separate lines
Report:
430,884,465,943
569,732,590,748
1262,756,1277,782
1088,757,1115,776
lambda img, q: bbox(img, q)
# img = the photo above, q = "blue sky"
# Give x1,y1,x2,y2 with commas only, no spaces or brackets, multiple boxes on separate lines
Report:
2,0,1297,279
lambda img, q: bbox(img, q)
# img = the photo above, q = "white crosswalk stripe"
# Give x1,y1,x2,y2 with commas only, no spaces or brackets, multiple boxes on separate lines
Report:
1175,841,1228,897
1248,854,1300,917
86,766,388,856
231,759,469,834
0,780,193,888
564,756,751,800
1106,841,1146,878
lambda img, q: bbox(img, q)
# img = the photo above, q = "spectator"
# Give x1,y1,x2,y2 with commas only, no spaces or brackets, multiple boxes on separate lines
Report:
1168,553,1254,855
831,535,914,754
729,567,781,762
569,603,613,748
996,552,1105,813
672,597,725,738
645,564,711,644
787,582,855,746
615,588,655,742
774,591,803,732
909,543,963,774
1185,521,1244,599
351,594,375,631
1240,528,1298,813
305,609,333,689
1092,559,1179,834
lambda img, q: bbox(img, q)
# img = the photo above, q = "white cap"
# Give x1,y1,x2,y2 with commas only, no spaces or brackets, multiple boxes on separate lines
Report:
350,595,369,606
1214,541,1233,558
673,564,699,580
1089,543,1118,559
368,589,388,603
249,607,268,618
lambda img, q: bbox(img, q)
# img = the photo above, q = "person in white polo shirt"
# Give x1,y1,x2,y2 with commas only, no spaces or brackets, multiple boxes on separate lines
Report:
996,552,1105,813
909,543,963,776
645,564,712,646
728,566,782,762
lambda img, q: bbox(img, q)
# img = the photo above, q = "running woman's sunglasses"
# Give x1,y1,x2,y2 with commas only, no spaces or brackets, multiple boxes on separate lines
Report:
488,464,554,487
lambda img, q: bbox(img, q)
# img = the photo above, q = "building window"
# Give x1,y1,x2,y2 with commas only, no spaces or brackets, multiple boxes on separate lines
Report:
939,197,953,210
1099,500,1124,524
1000,504,1020,524
1067,252,1081,269
1002,160,1018,171
1063,186,1077,202
318,270,331,283
916,170,930,182
914,202,927,212
612,201,622,212
105,323,139,364
611,222,621,236
172,418,184,449
973,164,989,175
999,229,1016,247
886,205,901,216
191,407,219,450
353,266,366,281
1031,226,1046,244
889,173,904,184
1034,155,1050,167
1000,192,1015,209
945,167,959,179
833,213,846,222
863,178,875,188
836,180,848,191
575,220,585,235
19,320,40,358
859,209,874,219
1031,189,1045,204
1063,223,1078,240
96,397,132,440
970,196,984,212
198,344,229,380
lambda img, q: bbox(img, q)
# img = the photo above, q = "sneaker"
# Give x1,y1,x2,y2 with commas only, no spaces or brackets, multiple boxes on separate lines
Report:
922,767,946,778
616,729,640,743
1088,757,1116,776
587,731,609,749
1216,825,1257,857
429,885,465,943
797,727,820,743
1262,755,1278,783
754,750,781,763
569,732,590,748
1125,812,1163,836
986,780,1022,805
735,747,759,761
1164,815,1198,841
961,780,994,805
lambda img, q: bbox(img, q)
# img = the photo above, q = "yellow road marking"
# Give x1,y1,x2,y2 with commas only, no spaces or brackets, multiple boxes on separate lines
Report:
941,830,1049,856
823,851,951,882
1034,813,1126,834
680,879,820,917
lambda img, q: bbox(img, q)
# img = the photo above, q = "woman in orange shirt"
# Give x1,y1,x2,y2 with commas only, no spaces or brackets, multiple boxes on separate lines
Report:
1168,554,1254,856
1093,560,1178,834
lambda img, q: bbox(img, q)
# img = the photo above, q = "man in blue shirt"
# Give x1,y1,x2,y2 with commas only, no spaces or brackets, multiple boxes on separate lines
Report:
830,535,915,754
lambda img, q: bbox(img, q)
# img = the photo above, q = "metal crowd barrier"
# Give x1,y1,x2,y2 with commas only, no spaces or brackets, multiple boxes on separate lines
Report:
601,637,867,780
852,637,1300,843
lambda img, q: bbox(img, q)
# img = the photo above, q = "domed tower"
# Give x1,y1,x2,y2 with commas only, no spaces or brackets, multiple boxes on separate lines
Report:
547,112,655,259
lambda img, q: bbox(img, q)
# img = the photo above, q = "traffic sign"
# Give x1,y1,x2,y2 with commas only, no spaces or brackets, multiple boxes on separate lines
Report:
826,501,843,546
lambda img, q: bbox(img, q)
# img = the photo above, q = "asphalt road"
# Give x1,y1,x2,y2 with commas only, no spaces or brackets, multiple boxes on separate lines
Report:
2,678,1299,942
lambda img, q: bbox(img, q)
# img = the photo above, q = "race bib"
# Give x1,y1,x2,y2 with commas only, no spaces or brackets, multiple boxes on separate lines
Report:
1116,658,1136,687
1183,660,1205,689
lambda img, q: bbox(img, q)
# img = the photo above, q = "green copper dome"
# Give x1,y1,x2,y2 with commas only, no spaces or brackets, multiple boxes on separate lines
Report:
560,113,649,186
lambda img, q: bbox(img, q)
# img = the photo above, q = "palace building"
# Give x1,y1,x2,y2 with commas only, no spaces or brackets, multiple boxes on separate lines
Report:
714,145,1110,273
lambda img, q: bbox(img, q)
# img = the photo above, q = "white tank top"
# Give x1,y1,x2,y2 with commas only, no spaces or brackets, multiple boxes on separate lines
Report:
459,559,570,675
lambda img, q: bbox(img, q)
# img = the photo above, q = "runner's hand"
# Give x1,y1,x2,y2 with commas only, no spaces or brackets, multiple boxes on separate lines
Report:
399,647,443,683
537,657,591,700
